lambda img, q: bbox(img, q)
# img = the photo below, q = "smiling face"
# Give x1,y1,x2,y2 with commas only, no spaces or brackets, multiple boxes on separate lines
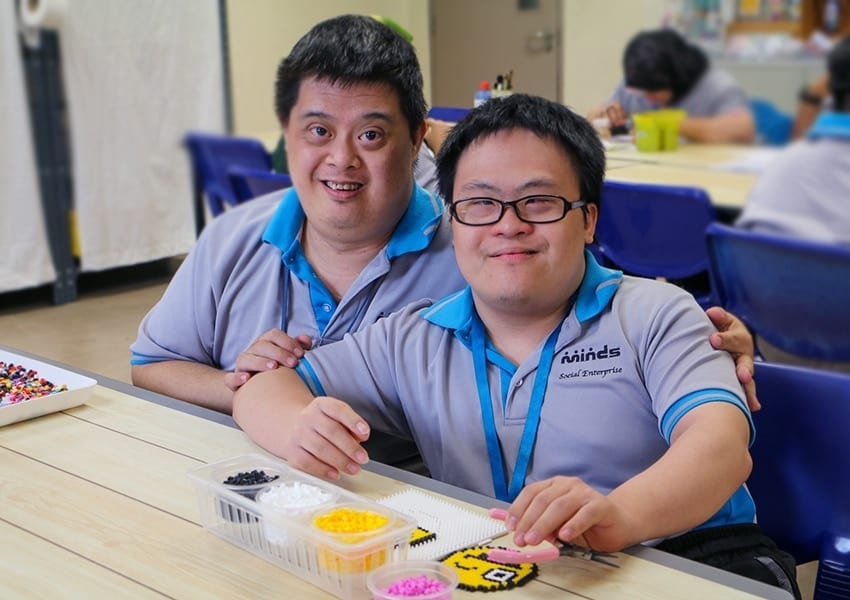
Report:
450,129,597,319
282,76,425,247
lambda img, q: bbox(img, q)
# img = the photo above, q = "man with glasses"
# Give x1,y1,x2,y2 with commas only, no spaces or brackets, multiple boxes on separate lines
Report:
233,94,799,597
132,14,758,474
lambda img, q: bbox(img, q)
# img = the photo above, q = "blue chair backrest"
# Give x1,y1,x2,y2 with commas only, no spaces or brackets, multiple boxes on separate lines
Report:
750,98,793,146
228,166,292,202
595,180,716,304
184,132,272,216
428,106,471,122
747,362,850,569
706,223,850,361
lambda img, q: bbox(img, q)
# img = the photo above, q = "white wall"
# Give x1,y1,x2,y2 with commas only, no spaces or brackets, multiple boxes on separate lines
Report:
227,0,670,138
227,0,431,141
562,0,669,115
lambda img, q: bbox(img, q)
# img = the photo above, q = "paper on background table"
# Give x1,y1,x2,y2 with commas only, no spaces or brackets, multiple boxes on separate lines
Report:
714,147,782,173
377,488,507,560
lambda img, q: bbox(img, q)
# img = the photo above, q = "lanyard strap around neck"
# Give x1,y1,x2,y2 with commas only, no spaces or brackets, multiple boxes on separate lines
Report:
471,317,561,502
278,262,383,338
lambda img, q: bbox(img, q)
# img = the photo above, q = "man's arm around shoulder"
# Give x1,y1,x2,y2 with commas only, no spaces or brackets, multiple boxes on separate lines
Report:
232,367,371,481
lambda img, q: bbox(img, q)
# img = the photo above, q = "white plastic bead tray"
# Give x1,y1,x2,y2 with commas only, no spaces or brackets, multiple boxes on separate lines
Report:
188,453,416,600
0,349,97,427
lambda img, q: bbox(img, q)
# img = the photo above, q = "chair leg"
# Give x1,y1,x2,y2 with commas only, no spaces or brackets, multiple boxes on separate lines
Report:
814,531,850,599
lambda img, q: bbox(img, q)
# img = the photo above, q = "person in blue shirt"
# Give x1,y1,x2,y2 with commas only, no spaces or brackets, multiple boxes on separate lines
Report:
734,35,850,374
737,34,850,246
233,94,798,598
132,15,758,415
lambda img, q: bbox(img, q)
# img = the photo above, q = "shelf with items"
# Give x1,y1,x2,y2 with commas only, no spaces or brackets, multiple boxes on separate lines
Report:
726,0,850,39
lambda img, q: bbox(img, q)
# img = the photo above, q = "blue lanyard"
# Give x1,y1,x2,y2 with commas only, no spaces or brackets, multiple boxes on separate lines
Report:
279,264,379,340
471,317,561,502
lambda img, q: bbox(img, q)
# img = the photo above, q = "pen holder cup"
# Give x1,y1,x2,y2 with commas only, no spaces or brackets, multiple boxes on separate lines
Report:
655,109,685,151
367,560,459,600
633,112,662,152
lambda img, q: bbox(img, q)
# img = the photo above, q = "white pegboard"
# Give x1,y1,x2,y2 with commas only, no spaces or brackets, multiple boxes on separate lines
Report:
377,488,507,561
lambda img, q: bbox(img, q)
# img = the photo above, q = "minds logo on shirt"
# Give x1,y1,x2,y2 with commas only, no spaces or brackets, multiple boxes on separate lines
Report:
560,344,620,364
558,344,623,380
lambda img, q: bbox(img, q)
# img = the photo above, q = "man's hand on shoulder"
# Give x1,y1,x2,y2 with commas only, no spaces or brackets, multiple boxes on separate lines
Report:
224,329,313,391
706,306,759,411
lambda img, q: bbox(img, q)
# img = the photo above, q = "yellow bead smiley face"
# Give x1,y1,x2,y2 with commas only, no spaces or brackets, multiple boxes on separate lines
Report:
441,545,538,592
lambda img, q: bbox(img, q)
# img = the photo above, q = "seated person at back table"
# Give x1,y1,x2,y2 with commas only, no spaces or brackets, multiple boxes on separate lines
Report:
587,28,755,144
734,35,850,374
131,15,758,467
233,94,798,598
737,34,850,246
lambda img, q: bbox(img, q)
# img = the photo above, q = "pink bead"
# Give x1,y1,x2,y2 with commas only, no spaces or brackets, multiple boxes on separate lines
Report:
385,573,447,597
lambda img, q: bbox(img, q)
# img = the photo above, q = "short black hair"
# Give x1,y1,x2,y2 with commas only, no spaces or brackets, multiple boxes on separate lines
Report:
828,35,850,110
273,15,427,141
623,29,708,103
436,94,605,210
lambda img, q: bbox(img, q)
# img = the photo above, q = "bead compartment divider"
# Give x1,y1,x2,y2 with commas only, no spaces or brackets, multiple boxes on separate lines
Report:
188,453,416,600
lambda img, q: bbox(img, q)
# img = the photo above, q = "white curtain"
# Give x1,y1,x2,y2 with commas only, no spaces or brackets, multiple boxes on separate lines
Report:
0,1,56,294
46,0,225,271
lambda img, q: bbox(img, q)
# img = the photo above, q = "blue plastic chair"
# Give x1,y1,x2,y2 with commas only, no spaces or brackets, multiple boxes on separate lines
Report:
228,167,292,202
706,223,850,361
750,98,793,146
428,106,470,122
184,131,272,234
595,180,716,307
746,362,850,597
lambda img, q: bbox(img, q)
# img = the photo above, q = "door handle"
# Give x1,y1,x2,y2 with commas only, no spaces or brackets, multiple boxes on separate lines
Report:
526,30,555,53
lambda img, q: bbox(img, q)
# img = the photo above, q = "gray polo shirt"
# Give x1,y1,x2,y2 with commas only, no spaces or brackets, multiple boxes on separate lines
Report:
736,112,850,245
297,252,755,531
610,67,750,117
131,184,464,370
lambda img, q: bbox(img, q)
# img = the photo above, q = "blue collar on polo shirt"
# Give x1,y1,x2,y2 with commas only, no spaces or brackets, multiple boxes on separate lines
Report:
261,184,444,260
422,249,623,347
807,111,850,140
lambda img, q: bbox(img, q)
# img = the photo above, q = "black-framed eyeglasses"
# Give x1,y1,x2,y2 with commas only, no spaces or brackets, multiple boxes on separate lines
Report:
448,194,586,226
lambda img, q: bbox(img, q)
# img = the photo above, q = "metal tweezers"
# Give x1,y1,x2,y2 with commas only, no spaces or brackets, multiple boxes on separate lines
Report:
487,508,620,568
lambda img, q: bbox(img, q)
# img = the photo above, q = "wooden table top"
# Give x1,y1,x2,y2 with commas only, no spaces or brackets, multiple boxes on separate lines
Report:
0,354,791,599
603,142,774,211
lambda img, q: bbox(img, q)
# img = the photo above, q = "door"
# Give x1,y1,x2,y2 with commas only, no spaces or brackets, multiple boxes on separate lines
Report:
430,0,561,108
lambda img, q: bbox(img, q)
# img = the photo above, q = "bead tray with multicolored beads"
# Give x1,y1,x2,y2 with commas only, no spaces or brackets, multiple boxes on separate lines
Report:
0,350,97,427
187,453,416,600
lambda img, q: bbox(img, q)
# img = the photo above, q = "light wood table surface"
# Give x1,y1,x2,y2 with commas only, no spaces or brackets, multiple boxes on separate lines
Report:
605,162,757,210
603,143,774,213
605,142,763,169
1,349,791,599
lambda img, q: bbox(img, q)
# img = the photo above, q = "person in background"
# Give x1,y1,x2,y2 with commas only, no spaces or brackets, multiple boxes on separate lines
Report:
734,35,850,374
587,28,755,144
737,34,850,246
232,94,799,599
792,71,830,139
131,15,759,438
414,117,454,194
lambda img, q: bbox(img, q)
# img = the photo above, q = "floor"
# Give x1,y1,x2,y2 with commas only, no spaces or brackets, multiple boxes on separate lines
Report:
0,256,819,599
0,258,180,383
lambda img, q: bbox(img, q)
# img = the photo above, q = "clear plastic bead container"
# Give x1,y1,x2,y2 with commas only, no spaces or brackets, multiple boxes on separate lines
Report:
188,454,416,599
